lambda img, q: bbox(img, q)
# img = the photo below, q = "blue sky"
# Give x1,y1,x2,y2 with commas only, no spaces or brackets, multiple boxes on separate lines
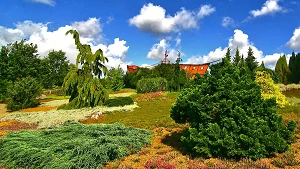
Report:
1,0,300,70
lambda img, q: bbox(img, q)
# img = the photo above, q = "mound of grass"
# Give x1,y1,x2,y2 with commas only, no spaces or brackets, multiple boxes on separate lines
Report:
0,123,152,169
104,97,134,107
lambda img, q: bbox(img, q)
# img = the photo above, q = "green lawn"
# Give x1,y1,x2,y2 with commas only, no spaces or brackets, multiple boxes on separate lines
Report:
85,92,186,130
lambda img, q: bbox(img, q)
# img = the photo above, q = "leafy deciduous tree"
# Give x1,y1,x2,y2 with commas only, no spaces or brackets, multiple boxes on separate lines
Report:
105,65,125,92
41,50,71,89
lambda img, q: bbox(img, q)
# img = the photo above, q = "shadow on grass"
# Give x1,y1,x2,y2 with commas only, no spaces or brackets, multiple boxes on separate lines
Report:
161,128,196,157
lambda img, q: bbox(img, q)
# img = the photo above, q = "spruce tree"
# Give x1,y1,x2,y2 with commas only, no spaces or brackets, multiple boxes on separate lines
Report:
225,47,231,61
295,53,300,83
288,51,296,83
245,47,258,72
233,48,241,66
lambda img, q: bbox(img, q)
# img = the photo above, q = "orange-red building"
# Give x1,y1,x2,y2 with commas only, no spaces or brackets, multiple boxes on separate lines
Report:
179,63,210,78
127,63,210,78
127,65,140,73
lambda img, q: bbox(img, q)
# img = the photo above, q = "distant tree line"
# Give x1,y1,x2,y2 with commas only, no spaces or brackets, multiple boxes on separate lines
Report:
0,40,74,101
275,52,300,84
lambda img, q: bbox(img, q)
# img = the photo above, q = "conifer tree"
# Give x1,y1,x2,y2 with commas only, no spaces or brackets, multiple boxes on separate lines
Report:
171,58,296,160
62,30,109,109
245,47,258,72
288,52,300,84
275,55,290,84
225,47,231,61
233,48,241,66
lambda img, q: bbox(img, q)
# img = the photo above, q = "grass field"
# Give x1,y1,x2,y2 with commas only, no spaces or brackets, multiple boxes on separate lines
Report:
1,89,300,168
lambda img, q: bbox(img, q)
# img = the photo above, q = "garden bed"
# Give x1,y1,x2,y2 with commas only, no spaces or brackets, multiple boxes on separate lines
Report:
1,103,138,128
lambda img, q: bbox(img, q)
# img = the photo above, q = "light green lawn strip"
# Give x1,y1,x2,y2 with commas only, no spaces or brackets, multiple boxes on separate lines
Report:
39,99,69,107
0,103,138,128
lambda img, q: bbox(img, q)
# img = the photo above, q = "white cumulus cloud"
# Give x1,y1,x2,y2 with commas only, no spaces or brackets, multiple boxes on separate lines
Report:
147,39,179,63
250,0,283,17
72,18,102,40
129,3,215,35
0,18,131,71
185,29,285,69
286,27,300,50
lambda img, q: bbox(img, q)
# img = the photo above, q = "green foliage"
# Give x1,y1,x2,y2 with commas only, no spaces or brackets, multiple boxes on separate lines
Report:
152,64,174,81
124,72,135,88
0,80,12,101
62,30,109,109
130,68,153,89
0,40,43,99
288,52,300,84
233,48,241,66
137,77,168,93
63,71,108,109
6,77,42,111
0,40,41,82
0,123,152,169
152,63,187,92
105,65,125,92
104,97,134,107
170,59,296,160
256,62,280,83
41,50,72,89
275,55,290,84
245,47,258,72
255,71,289,107
225,47,231,61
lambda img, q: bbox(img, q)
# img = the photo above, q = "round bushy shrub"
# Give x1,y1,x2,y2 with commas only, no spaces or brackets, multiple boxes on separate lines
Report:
170,59,296,160
6,77,42,111
104,97,134,107
137,77,167,93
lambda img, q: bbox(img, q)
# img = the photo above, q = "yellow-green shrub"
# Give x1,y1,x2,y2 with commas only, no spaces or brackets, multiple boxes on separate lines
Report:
255,71,289,107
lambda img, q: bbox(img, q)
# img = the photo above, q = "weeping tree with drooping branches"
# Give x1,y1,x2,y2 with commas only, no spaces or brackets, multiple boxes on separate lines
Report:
62,30,109,109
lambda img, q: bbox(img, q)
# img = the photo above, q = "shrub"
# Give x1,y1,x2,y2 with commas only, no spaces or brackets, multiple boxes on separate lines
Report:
170,59,296,160
6,77,42,111
0,123,152,169
137,77,167,93
104,97,134,107
255,71,289,107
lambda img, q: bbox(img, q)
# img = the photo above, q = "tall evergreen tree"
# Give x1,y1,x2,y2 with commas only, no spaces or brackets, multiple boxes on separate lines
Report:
294,53,300,83
225,47,231,61
288,51,296,83
245,47,258,72
233,48,241,66
275,55,290,84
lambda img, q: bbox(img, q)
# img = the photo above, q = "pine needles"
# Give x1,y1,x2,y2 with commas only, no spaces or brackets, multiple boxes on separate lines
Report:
0,123,152,169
